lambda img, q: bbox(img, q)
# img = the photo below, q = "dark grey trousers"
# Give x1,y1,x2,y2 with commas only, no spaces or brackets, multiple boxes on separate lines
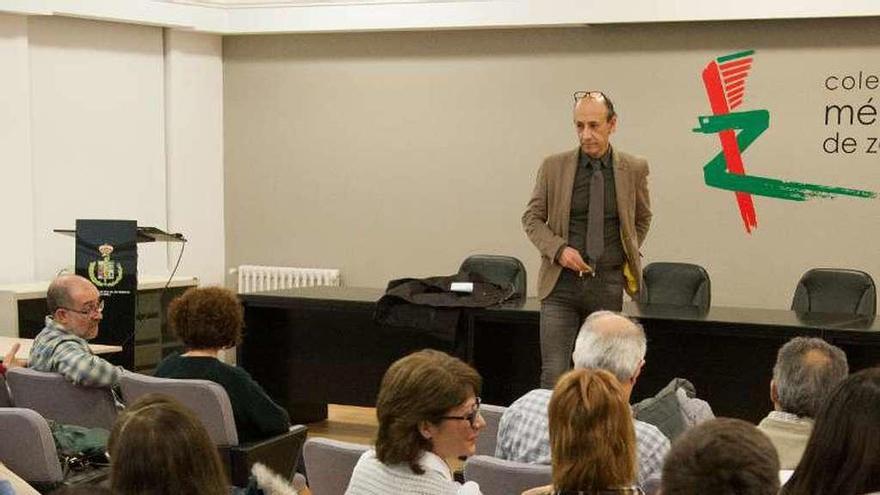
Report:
539,268,624,389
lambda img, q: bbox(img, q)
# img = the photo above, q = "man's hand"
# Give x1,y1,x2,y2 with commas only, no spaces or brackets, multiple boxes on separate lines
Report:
2,342,26,370
557,247,592,275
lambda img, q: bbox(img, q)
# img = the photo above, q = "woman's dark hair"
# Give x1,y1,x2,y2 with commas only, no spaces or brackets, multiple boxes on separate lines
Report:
108,394,228,495
374,349,481,474
781,367,880,495
168,286,243,350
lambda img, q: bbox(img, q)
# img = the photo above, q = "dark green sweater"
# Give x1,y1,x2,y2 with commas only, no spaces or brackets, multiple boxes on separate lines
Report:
155,353,290,443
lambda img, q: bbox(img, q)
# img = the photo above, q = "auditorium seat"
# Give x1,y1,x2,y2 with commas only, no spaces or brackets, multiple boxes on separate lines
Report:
303,437,370,495
0,408,64,490
641,262,711,311
119,371,307,487
474,403,506,456
5,367,118,429
458,254,527,300
463,455,551,495
791,268,876,316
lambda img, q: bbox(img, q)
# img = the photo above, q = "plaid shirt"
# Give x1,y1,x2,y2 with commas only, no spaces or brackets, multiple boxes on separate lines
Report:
28,317,120,387
495,389,670,486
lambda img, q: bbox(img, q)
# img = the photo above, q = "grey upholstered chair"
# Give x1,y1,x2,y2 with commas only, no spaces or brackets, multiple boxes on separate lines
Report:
0,374,11,407
5,367,118,429
474,403,506,456
119,371,307,487
303,437,370,495
458,255,527,300
0,408,64,488
642,262,711,311
791,268,876,316
463,455,552,495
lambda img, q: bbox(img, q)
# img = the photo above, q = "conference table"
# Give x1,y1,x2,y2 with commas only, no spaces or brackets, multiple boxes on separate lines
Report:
0,336,122,362
239,286,880,424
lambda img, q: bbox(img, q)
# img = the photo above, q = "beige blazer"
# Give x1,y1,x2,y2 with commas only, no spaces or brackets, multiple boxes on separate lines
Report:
522,147,652,300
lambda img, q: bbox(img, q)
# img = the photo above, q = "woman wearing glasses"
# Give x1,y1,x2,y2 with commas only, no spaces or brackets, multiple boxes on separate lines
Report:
346,349,485,495
524,368,642,495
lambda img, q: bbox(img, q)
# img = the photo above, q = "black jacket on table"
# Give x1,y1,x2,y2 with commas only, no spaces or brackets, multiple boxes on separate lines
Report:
155,353,290,443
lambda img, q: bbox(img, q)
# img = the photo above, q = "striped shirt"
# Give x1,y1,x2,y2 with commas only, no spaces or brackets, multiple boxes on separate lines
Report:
495,389,669,487
28,317,120,387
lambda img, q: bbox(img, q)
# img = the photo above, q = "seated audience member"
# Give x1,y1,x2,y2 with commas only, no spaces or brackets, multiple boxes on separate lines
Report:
757,336,848,469
155,286,290,443
496,311,669,486
523,369,642,495
110,393,230,495
0,342,25,376
29,274,121,387
346,349,485,495
781,367,880,495
110,394,297,495
661,418,779,495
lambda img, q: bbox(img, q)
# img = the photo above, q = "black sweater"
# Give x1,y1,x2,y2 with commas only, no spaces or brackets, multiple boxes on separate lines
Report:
155,353,290,443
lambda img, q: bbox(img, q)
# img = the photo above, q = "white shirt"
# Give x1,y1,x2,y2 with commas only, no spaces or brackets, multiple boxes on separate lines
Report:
346,449,482,495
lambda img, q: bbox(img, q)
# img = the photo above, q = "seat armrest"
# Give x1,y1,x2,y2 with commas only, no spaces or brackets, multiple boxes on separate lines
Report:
220,425,308,487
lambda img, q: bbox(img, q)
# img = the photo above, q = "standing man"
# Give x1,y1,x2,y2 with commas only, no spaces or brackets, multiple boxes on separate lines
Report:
523,91,652,388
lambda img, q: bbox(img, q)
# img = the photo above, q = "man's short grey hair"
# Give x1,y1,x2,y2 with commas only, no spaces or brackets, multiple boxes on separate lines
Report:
773,336,848,418
571,311,647,382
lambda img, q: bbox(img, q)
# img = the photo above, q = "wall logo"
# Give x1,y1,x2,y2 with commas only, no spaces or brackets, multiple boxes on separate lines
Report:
693,50,876,233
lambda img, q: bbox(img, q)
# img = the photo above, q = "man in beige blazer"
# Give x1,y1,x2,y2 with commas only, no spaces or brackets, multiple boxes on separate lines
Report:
522,91,652,388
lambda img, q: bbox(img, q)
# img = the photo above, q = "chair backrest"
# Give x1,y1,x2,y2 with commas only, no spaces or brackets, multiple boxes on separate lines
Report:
474,403,506,456
118,371,239,446
0,373,11,407
791,268,877,316
0,408,64,484
5,367,118,429
642,262,711,310
459,255,527,299
303,437,370,495
463,455,552,495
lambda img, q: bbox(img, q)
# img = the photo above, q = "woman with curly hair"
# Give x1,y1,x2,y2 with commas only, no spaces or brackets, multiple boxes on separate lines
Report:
346,349,485,495
155,286,290,442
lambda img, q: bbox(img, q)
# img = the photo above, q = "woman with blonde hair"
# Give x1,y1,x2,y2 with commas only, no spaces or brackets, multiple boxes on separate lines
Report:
525,368,642,495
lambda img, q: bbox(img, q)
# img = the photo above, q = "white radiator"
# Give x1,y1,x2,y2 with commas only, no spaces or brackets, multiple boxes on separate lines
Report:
237,265,341,293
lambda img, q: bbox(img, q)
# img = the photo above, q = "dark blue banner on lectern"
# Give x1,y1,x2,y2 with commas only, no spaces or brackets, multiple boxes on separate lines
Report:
75,219,137,368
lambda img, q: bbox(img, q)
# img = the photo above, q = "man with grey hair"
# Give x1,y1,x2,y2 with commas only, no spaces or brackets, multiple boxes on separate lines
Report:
495,311,669,486
756,336,847,469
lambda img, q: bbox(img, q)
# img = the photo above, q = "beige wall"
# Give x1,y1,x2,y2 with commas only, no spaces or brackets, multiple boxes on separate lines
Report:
224,18,880,308
0,14,226,287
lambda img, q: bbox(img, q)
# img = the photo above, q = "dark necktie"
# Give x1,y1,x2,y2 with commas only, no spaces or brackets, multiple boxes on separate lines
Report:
587,161,604,267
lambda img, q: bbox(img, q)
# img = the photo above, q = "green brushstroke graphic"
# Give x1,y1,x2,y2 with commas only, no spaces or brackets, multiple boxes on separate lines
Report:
693,111,877,201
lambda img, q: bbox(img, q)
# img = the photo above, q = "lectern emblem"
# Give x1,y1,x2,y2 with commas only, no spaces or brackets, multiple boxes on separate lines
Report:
88,244,124,287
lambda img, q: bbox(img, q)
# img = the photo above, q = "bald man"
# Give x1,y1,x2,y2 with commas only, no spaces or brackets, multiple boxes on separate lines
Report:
29,274,120,387
523,91,652,388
